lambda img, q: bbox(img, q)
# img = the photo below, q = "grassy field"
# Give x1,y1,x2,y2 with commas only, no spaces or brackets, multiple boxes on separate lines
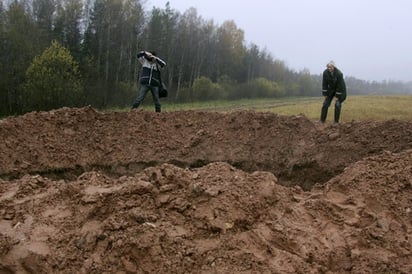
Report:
131,95,412,122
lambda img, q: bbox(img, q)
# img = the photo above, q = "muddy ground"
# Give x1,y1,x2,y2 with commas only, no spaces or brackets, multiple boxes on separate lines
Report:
0,107,411,273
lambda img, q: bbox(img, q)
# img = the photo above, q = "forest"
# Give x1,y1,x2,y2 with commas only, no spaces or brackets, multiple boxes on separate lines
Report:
1,0,411,116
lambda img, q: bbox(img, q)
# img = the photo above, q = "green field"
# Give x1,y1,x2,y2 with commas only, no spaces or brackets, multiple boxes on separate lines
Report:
125,95,412,122
153,95,411,122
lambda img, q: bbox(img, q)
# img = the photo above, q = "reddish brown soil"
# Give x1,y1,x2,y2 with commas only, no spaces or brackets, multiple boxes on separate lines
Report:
0,107,411,273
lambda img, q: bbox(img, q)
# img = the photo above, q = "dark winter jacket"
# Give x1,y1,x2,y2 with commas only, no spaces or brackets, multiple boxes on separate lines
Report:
322,67,346,101
137,51,166,87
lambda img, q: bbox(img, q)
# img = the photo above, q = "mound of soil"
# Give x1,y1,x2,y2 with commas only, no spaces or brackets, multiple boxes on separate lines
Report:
0,107,411,273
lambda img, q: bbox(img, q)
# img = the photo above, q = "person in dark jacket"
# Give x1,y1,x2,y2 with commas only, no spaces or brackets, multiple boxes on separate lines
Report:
320,61,347,123
132,51,166,112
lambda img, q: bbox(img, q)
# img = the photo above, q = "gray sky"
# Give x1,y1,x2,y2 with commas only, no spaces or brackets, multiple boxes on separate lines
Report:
147,0,411,82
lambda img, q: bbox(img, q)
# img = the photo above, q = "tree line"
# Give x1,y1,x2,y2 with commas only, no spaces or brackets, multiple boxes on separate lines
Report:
1,0,410,116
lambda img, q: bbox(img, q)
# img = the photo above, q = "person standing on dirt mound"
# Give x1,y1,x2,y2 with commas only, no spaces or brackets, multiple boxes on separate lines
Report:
132,51,166,112
320,61,347,124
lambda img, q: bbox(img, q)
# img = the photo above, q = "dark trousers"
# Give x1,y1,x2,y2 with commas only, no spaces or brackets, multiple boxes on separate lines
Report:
320,94,343,123
132,85,161,112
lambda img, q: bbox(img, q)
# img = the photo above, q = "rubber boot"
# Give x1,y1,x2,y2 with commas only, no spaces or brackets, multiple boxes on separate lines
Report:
334,101,342,123
320,106,328,123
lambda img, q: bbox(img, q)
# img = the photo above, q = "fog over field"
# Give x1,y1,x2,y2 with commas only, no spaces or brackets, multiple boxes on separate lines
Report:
149,0,412,82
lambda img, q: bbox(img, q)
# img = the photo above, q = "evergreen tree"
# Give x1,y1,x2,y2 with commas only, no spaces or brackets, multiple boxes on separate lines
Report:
1,1,40,115
54,0,83,60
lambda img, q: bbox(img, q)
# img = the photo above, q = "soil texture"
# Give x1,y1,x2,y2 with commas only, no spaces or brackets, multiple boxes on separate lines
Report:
1,107,411,273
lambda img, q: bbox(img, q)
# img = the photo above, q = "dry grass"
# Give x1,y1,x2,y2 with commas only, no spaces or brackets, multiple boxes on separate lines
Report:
135,95,412,122
267,95,412,122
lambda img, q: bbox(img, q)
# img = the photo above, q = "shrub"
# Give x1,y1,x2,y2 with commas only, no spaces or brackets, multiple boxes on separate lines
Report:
22,40,84,112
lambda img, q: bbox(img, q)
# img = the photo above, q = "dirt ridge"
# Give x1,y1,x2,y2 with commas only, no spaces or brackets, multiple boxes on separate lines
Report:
1,107,411,273
2,107,412,188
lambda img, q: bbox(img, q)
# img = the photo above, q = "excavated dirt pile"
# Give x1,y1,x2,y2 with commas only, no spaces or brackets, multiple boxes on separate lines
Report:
0,107,411,273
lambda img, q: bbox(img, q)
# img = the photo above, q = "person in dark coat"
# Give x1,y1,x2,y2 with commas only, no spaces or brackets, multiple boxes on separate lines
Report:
132,51,166,112
320,61,347,123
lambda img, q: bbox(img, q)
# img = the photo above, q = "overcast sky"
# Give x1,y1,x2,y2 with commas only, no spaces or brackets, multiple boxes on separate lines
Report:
146,0,411,82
